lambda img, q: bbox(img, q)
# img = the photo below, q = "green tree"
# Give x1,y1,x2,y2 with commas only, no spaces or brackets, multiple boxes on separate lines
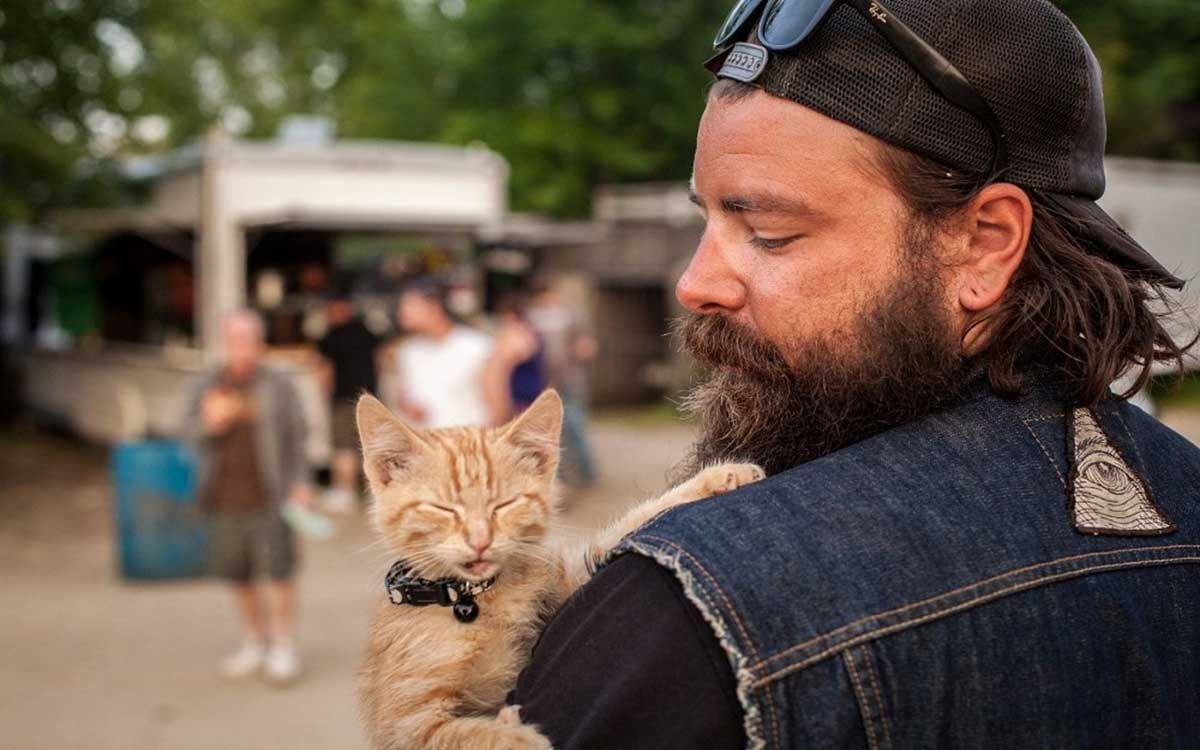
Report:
427,0,730,216
1058,0,1200,162
0,1,143,221
2,0,1198,222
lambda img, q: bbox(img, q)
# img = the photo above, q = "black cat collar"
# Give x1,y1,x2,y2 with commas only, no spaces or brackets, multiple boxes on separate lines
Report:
384,559,497,623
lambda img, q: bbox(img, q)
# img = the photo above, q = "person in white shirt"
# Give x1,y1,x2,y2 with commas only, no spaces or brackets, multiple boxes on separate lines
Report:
391,278,495,429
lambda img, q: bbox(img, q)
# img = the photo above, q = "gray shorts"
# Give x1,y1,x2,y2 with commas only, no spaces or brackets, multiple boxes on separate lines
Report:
207,510,297,583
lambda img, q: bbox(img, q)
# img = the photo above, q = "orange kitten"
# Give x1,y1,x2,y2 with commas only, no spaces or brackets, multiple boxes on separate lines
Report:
356,389,763,750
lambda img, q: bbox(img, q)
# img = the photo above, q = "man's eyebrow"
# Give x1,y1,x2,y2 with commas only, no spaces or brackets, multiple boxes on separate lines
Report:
687,187,819,217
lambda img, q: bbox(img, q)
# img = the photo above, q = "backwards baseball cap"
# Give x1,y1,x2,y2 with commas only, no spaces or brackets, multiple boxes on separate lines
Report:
706,0,1184,289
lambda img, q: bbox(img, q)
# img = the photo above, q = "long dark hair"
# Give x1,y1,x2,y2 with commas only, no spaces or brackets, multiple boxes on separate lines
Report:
876,145,1193,405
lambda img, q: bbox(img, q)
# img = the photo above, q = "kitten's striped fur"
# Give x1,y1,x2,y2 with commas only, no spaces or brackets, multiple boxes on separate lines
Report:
357,389,764,749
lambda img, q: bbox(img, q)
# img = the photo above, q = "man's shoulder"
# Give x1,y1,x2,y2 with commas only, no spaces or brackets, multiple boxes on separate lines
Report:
618,393,1200,680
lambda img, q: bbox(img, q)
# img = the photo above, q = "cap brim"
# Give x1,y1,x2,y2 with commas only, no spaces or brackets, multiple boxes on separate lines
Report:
1041,193,1184,290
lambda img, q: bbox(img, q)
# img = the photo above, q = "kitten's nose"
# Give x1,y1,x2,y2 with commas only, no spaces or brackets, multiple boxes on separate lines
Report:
469,539,491,556
465,523,492,556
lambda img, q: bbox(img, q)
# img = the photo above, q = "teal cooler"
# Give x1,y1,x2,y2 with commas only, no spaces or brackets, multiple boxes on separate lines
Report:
112,440,208,579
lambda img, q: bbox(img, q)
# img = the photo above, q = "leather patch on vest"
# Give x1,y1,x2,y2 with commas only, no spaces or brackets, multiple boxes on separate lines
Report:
1067,407,1175,536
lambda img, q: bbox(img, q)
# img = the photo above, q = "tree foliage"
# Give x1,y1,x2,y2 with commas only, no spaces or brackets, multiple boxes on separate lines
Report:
1,0,1198,221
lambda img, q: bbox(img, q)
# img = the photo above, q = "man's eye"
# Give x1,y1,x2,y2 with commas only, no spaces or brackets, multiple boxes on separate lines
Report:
750,235,801,252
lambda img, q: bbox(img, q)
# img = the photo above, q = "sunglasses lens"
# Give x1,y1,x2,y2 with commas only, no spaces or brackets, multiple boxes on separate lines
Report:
714,0,768,48
759,0,839,50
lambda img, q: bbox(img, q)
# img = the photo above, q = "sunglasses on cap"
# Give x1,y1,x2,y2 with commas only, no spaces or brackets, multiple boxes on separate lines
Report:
711,0,1008,179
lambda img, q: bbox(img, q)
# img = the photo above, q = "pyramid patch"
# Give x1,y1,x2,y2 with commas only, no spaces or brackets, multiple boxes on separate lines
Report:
1068,408,1174,536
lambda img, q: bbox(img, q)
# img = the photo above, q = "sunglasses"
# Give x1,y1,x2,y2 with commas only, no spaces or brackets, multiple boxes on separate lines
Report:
712,0,1008,178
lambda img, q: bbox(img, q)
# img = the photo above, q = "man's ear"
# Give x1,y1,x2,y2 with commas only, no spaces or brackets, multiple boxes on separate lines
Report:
501,389,563,478
356,394,425,492
955,182,1032,326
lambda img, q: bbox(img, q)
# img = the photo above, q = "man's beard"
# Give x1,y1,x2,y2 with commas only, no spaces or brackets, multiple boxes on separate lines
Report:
676,235,969,478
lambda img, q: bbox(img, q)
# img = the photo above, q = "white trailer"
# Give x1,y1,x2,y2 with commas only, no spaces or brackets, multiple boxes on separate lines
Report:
4,132,509,461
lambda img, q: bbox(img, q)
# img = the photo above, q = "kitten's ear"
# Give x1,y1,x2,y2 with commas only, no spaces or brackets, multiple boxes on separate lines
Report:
501,389,563,478
356,394,425,491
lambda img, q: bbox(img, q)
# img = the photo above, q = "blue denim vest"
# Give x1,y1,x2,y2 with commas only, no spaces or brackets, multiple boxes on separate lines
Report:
615,378,1200,749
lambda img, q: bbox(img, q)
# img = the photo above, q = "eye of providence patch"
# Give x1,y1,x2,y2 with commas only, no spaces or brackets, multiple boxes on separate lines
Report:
1067,407,1175,536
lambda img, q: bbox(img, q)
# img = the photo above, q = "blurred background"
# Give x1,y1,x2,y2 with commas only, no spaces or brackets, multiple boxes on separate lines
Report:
1,1,1199,748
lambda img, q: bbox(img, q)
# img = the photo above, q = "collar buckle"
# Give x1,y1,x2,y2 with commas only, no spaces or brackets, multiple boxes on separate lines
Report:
389,581,454,607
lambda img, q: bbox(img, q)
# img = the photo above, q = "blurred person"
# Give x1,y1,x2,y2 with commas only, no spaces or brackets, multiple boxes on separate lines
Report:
485,292,547,424
482,291,549,424
315,278,382,513
527,275,600,486
393,277,493,428
183,309,312,684
510,2,1200,748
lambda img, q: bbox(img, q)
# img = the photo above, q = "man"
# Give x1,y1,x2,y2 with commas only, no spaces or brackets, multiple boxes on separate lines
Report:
527,275,600,486
184,310,312,684
392,277,494,428
510,1,1200,747
315,279,381,512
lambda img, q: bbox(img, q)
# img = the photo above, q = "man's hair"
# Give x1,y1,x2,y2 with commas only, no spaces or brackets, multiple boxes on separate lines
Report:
402,276,450,312
876,144,1192,406
710,79,1194,406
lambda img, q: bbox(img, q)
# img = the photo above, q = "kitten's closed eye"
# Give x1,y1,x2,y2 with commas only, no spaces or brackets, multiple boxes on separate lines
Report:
417,502,460,518
491,496,524,514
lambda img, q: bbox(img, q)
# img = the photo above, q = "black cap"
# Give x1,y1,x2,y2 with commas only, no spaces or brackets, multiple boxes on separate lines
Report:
708,0,1184,289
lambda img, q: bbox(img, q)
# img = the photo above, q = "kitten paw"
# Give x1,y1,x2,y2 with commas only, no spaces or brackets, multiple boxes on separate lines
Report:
497,705,523,726
694,462,766,497
494,706,553,750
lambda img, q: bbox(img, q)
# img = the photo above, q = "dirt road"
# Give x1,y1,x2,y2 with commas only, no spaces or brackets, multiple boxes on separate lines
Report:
0,418,695,750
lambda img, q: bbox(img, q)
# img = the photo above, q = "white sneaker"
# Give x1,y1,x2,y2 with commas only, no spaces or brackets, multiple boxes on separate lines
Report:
220,640,265,679
264,642,301,685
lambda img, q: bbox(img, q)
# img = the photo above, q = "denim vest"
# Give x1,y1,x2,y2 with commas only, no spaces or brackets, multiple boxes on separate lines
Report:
615,378,1200,749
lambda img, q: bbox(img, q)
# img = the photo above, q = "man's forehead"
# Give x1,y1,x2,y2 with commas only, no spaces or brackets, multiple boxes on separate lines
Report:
693,90,890,205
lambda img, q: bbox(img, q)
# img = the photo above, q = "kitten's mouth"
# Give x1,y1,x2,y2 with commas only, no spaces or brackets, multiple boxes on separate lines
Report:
460,559,497,580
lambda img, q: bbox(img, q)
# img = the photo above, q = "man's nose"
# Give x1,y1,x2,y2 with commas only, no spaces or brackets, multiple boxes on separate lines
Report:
675,232,746,314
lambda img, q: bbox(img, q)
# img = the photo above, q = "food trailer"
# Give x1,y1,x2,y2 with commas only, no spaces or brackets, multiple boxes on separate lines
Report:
3,130,510,466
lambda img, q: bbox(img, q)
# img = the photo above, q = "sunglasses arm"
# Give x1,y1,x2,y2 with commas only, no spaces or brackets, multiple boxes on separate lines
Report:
845,0,1008,175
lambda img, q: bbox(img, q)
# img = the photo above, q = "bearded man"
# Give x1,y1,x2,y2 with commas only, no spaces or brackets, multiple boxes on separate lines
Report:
509,1,1200,747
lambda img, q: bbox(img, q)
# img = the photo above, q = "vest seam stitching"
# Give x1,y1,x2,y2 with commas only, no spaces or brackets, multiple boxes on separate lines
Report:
1113,409,1147,471
1021,412,1067,423
752,544,1200,671
861,645,893,750
1021,415,1066,488
752,554,1200,686
842,649,880,750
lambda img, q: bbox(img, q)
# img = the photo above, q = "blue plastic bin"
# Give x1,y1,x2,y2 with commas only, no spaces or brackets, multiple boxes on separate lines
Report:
112,440,208,580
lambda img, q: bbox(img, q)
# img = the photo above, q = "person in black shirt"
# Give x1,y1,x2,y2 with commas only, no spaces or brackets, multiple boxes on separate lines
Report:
315,284,381,512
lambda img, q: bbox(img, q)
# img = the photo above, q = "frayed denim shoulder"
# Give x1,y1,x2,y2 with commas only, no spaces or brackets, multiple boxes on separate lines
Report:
610,537,768,750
